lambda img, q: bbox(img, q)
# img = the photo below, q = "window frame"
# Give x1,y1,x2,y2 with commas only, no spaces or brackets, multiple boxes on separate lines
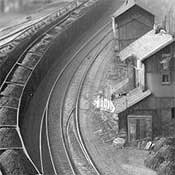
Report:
161,71,171,85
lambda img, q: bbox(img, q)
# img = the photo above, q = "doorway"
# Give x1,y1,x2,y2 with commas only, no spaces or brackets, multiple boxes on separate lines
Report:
128,115,152,143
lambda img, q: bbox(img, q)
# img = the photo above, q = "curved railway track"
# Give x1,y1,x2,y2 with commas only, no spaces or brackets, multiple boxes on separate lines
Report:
43,19,113,174
0,0,123,174
0,1,89,174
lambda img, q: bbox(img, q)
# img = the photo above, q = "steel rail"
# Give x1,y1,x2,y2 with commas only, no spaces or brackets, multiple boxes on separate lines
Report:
62,108,77,175
74,38,113,175
44,22,112,175
39,109,45,174
45,106,58,175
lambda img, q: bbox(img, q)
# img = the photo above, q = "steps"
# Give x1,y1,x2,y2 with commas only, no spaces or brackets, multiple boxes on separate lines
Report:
114,87,151,113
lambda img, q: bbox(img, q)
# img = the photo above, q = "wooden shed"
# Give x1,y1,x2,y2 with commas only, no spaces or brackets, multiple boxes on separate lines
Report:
112,0,155,50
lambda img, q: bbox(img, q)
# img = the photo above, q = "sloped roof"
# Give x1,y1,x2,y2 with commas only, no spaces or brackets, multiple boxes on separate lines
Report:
112,0,154,18
119,30,174,62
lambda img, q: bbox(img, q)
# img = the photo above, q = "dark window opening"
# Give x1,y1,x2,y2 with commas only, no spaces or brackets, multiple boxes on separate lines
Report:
172,108,175,119
161,72,170,84
162,74,169,82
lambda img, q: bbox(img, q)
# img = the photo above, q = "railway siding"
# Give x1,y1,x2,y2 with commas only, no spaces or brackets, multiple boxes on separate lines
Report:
61,30,112,174
77,39,116,174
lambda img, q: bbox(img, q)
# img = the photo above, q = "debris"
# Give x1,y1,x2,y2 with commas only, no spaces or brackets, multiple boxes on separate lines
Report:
145,141,153,150
113,137,125,149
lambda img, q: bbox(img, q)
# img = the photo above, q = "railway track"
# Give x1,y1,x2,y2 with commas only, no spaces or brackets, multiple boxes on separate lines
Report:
0,1,89,174
44,18,113,174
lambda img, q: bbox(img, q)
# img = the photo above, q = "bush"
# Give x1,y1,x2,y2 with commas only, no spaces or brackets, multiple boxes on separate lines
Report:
144,152,164,170
158,161,175,175
158,145,175,162
153,137,166,152
145,137,175,174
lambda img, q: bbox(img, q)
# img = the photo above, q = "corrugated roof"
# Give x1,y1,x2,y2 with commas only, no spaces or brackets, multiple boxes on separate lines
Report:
119,30,174,62
112,0,154,18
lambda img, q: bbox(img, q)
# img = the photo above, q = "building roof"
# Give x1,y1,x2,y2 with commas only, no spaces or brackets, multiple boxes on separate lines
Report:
112,0,154,18
119,30,174,62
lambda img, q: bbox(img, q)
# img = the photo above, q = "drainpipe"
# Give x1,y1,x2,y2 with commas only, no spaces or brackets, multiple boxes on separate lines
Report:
112,17,117,39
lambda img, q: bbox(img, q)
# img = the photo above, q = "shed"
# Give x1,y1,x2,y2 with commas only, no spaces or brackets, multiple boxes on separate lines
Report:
112,0,155,50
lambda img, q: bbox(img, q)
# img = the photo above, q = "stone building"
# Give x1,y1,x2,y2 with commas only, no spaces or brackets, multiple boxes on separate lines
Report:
115,29,175,144
111,0,175,144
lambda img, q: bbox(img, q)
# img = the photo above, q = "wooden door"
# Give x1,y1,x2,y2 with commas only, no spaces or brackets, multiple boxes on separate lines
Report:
128,115,152,143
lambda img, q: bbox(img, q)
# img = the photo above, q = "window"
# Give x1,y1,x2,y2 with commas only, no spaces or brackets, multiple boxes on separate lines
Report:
172,108,175,119
162,74,169,82
161,72,170,84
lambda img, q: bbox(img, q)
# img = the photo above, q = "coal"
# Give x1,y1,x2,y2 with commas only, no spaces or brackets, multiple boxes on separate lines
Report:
0,150,37,175
1,84,23,99
0,128,21,148
0,96,19,108
9,66,31,84
0,107,17,126
19,53,40,69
